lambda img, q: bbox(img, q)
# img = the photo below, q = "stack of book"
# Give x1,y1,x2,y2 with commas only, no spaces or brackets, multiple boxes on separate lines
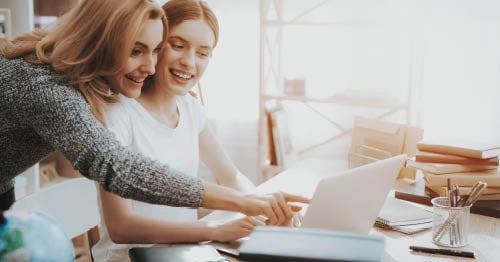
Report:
408,139,500,200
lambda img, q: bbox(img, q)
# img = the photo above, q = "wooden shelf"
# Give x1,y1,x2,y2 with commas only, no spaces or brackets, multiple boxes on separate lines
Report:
257,0,417,183
262,93,408,108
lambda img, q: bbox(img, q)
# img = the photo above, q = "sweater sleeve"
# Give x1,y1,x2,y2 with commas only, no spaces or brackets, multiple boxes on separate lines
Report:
5,58,204,207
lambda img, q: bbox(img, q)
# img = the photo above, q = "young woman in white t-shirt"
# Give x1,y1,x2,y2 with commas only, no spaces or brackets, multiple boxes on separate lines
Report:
92,1,303,261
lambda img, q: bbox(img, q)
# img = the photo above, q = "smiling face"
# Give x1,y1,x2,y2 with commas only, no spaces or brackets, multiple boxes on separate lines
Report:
106,18,164,98
158,19,215,96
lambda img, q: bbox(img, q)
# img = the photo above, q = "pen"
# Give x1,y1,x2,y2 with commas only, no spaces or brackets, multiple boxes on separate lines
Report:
409,245,475,258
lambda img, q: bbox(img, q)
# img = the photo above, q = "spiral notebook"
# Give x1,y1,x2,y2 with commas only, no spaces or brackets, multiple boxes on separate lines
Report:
377,197,433,226
375,197,433,234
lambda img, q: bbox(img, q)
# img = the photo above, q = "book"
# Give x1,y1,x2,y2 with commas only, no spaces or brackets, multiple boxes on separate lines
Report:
377,197,433,227
394,180,500,218
415,151,499,166
470,200,500,219
426,185,500,200
239,226,385,262
269,109,293,167
406,159,497,175
394,179,438,206
423,169,500,187
128,245,228,262
417,139,500,159
265,110,277,166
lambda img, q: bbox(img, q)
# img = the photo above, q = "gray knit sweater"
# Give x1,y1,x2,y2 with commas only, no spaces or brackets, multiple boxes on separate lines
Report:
0,54,204,207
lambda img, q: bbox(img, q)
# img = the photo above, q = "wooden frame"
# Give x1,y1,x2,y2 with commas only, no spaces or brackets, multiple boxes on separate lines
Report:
0,8,11,39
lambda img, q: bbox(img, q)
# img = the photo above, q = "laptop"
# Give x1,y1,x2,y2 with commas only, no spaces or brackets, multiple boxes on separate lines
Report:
300,154,406,232
210,154,407,256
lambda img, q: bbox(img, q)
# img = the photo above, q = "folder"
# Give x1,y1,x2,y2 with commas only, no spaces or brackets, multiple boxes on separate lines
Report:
239,226,385,262
129,245,228,262
348,117,423,179
348,152,382,168
355,144,393,160
350,117,406,157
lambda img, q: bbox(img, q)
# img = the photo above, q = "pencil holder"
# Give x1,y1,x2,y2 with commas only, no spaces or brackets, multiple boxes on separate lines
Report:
431,197,470,247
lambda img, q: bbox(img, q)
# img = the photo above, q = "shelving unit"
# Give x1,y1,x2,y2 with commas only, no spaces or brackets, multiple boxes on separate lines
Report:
257,0,420,182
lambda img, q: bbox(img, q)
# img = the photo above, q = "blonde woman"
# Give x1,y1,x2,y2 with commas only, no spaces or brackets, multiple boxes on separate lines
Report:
92,0,304,261
92,1,299,260
0,0,308,220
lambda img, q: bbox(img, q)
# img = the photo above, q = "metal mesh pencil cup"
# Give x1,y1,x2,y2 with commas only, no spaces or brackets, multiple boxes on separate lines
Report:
431,197,470,247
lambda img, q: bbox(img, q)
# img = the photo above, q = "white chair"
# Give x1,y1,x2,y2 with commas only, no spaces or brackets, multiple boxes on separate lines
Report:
12,177,101,261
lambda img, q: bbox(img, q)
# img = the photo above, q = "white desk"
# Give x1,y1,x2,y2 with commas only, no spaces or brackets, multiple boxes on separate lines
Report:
205,159,500,261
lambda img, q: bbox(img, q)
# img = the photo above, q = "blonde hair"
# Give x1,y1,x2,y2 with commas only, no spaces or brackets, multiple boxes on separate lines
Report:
0,0,168,124
162,0,219,47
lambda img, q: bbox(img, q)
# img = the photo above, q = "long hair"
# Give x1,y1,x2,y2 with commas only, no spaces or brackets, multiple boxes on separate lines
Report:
0,0,168,124
162,0,219,47
142,0,218,92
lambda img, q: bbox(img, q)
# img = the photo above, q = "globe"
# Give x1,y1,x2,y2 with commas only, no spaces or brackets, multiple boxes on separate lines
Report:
0,210,74,261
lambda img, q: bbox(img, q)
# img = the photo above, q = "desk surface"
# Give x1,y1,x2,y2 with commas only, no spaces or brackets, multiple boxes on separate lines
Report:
203,159,500,262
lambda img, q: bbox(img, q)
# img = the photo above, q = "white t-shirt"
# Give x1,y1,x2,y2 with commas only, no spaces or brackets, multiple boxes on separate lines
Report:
92,95,207,262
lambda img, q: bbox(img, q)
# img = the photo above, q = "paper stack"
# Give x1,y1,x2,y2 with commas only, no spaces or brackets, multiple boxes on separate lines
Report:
412,139,500,200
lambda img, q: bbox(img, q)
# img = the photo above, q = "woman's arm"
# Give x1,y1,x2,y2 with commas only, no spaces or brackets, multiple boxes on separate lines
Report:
1,57,309,221
1,57,204,207
198,124,255,193
100,187,263,244
197,123,309,225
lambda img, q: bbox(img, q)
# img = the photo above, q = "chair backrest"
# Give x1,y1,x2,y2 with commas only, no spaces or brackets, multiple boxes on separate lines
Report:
12,177,100,239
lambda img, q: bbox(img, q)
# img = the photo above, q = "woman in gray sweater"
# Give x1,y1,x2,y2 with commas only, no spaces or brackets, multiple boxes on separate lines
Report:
0,0,307,225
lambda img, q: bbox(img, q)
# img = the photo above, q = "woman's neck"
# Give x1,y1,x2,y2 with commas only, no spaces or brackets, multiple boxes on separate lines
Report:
137,85,179,127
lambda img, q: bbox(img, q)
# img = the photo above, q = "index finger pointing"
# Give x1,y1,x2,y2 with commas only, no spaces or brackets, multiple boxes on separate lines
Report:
282,192,310,204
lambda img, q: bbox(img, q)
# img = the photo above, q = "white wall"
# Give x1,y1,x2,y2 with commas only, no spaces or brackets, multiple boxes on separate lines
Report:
202,1,500,146
0,0,34,37
416,0,500,144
